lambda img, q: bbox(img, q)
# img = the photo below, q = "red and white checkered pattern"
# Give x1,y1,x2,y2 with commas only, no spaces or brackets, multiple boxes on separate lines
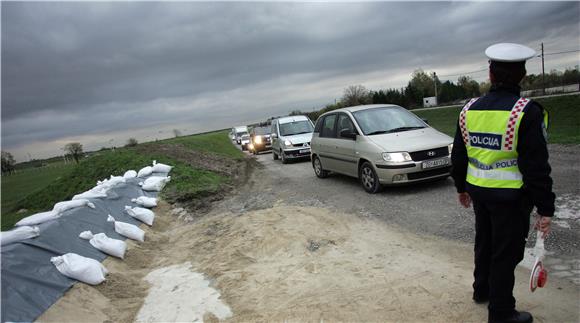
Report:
503,98,530,151
459,98,479,145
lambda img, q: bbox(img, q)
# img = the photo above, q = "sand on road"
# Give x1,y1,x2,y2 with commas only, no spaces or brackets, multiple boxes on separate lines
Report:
38,200,579,322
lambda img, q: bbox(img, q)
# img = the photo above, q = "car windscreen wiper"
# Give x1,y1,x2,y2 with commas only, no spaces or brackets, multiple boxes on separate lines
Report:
366,130,389,135
386,126,425,133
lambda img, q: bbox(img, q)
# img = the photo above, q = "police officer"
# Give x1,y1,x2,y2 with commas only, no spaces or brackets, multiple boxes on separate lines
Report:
451,43,555,323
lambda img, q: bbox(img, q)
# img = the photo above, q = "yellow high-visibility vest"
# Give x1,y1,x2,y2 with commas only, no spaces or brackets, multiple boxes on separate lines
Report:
459,97,548,189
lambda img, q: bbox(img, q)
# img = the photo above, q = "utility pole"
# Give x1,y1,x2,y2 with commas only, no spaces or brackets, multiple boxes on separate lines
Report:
432,72,438,101
541,42,546,95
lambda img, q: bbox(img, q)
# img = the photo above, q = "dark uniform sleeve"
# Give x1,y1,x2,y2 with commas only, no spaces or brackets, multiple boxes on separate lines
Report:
517,102,556,216
451,120,468,193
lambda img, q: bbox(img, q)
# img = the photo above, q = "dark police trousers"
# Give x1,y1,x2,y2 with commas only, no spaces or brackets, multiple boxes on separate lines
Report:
472,198,532,319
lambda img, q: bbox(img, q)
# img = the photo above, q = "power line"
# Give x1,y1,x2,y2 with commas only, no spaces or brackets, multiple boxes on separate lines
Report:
438,68,488,78
543,49,580,56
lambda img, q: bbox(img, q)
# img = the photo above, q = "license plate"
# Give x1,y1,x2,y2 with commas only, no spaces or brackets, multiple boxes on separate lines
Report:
422,157,449,169
299,149,310,154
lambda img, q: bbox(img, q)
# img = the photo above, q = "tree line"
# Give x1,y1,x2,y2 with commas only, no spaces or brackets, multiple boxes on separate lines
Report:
291,66,579,121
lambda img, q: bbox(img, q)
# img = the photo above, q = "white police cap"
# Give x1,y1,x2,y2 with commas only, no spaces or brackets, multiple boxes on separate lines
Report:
485,43,536,62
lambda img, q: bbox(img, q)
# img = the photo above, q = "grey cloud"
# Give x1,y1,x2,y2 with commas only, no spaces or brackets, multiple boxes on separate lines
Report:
2,2,579,160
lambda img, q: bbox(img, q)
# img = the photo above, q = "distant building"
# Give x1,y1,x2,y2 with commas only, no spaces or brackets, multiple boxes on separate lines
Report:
423,96,438,108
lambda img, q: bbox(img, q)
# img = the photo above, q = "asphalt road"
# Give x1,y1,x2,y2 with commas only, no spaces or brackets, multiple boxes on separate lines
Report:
228,143,579,285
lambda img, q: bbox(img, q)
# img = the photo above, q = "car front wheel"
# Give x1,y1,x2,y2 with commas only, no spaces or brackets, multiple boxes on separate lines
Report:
313,156,329,178
281,150,288,164
359,162,381,193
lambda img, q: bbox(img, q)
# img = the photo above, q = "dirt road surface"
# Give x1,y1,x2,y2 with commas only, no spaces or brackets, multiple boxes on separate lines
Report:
38,143,579,322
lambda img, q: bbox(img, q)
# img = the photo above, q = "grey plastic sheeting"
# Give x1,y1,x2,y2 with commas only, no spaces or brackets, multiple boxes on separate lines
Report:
1,173,166,323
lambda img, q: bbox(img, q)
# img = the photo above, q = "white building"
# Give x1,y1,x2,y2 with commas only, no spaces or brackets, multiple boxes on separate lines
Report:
423,96,438,108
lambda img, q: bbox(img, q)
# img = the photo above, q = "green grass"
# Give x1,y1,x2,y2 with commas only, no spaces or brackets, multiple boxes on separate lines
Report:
163,131,244,159
413,94,580,144
1,133,235,230
1,166,73,217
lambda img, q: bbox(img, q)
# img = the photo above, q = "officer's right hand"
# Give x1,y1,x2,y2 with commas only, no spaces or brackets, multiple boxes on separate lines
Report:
535,215,552,238
458,192,471,208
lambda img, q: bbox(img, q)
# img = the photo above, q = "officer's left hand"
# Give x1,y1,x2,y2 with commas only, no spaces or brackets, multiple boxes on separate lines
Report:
535,215,552,238
458,192,471,208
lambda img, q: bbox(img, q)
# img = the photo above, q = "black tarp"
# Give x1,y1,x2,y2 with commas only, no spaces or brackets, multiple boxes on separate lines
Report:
1,173,166,322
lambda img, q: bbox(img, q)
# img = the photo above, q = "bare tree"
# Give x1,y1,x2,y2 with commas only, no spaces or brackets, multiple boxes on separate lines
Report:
342,85,371,107
173,129,182,137
64,142,83,163
1,151,16,174
125,138,138,147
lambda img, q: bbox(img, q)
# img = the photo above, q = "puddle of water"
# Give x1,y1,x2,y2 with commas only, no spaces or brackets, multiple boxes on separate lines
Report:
136,262,232,323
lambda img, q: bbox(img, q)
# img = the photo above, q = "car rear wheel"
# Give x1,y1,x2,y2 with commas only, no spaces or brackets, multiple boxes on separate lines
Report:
281,150,288,164
359,162,381,193
313,156,329,178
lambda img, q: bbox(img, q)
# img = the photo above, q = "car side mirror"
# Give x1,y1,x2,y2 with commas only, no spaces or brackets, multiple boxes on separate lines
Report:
421,118,429,125
339,129,357,139
271,133,278,139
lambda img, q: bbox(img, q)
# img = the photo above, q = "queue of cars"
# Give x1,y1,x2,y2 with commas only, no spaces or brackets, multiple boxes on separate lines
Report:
231,104,453,193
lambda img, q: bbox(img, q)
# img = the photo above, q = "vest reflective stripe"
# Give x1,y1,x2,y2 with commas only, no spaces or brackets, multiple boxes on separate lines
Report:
503,98,529,151
468,157,518,170
467,165,523,181
459,98,479,145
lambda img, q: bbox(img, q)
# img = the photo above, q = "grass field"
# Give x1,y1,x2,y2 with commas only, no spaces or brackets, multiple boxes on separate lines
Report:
1,131,238,230
1,166,73,217
413,94,580,144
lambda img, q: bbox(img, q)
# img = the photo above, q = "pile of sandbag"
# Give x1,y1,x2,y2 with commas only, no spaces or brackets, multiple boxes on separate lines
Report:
3,160,172,290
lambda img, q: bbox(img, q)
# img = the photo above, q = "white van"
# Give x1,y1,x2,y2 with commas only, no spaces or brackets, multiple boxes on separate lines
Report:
270,115,314,164
233,126,248,145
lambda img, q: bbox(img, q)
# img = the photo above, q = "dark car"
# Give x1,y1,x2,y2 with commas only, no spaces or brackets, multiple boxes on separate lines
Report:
248,126,272,154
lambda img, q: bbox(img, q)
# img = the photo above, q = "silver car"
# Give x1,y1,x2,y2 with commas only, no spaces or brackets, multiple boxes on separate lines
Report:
310,104,453,193
271,115,314,164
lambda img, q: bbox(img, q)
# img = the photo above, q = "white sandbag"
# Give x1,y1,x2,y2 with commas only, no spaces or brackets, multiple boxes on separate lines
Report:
140,176,171,192
107,215,145,242
72,187,108,200
125,206,155,226
0,226,40,246
137,166,153,178
131,196,157,208
152,160,173,173
53,199,95,215
51,253,108,285
79,230,127,259
123,170,137,179
15,211,59,226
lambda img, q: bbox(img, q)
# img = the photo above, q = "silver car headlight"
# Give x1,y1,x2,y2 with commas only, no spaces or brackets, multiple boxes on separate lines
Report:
382,152,412,163
448,143,453,155
284,139,292,147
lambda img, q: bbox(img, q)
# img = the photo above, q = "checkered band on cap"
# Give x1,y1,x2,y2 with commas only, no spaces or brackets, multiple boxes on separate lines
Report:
459,98,479,145
503,97,530,151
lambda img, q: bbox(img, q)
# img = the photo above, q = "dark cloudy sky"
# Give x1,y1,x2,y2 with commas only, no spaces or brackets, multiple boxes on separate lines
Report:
2,1,579,161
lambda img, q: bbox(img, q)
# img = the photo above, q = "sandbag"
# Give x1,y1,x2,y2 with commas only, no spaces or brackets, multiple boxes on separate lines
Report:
53,199,95,215
123,170,137,179
131,196,157,208
51,253,108,285
107,215,145,242
79,231,127,259
15,211,59,226
152,160,172,173
140,176,171,192
137,166,153,178
125,206,154,226
72,187,108,200
0,226,40,246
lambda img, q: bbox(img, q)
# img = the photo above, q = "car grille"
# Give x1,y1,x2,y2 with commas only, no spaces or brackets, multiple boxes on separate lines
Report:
293,142,310,147
407,166,451,180
409,147,448,161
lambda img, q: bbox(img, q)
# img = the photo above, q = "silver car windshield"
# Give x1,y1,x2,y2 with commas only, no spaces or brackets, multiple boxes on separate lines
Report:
352,107,426,136
279,120,313,136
